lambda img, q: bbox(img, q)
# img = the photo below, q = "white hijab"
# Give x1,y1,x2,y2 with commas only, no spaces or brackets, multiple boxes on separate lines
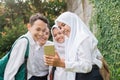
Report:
51,25,65,58
55,11,98,80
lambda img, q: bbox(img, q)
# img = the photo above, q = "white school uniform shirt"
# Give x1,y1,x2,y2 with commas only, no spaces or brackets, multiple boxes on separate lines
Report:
54,44,67,80
4,31,53,80
55,12,102,80
53,37,67,80
50,25,67,80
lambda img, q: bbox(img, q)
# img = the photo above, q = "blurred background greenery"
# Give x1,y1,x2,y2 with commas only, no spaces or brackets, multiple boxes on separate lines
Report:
0,0,119,79
89,0,120,80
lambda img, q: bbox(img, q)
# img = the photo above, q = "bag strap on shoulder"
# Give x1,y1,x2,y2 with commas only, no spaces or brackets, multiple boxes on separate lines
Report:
20,36,29,80
20,36,30,58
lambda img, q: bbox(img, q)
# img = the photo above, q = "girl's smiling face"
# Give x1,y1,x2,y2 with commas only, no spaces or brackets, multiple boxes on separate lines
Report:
57,22,70,37
52,27,65,43
37,27,50,46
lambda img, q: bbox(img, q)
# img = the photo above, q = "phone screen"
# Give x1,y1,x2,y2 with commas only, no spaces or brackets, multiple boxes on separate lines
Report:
44,44,55,56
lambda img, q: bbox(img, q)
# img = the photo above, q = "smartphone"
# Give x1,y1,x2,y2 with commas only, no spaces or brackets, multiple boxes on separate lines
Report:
44,44,55,56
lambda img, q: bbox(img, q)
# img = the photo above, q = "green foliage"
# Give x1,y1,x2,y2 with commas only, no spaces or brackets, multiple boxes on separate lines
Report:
0,23,27,58
89,0,120,79
0,0,67,57
0,0,32,30
30,0,67,27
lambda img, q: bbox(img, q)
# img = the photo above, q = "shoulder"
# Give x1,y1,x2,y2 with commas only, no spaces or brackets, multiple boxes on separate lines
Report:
15,36,28,47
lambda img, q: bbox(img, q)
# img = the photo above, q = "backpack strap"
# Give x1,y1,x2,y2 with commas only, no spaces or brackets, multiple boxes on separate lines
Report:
20,36,29,80
21,36,30,58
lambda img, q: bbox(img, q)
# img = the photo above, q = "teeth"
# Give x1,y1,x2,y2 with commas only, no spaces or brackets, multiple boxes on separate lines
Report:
39,37,45,41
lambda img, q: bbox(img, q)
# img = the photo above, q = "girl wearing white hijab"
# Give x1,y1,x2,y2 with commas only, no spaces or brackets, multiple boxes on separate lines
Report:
45,12,103,80
50,25,67,80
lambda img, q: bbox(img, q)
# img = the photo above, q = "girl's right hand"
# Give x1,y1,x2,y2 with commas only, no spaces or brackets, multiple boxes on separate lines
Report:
44,52,65,68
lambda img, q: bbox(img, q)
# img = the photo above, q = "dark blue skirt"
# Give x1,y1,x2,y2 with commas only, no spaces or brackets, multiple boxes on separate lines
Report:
76,65,103,80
